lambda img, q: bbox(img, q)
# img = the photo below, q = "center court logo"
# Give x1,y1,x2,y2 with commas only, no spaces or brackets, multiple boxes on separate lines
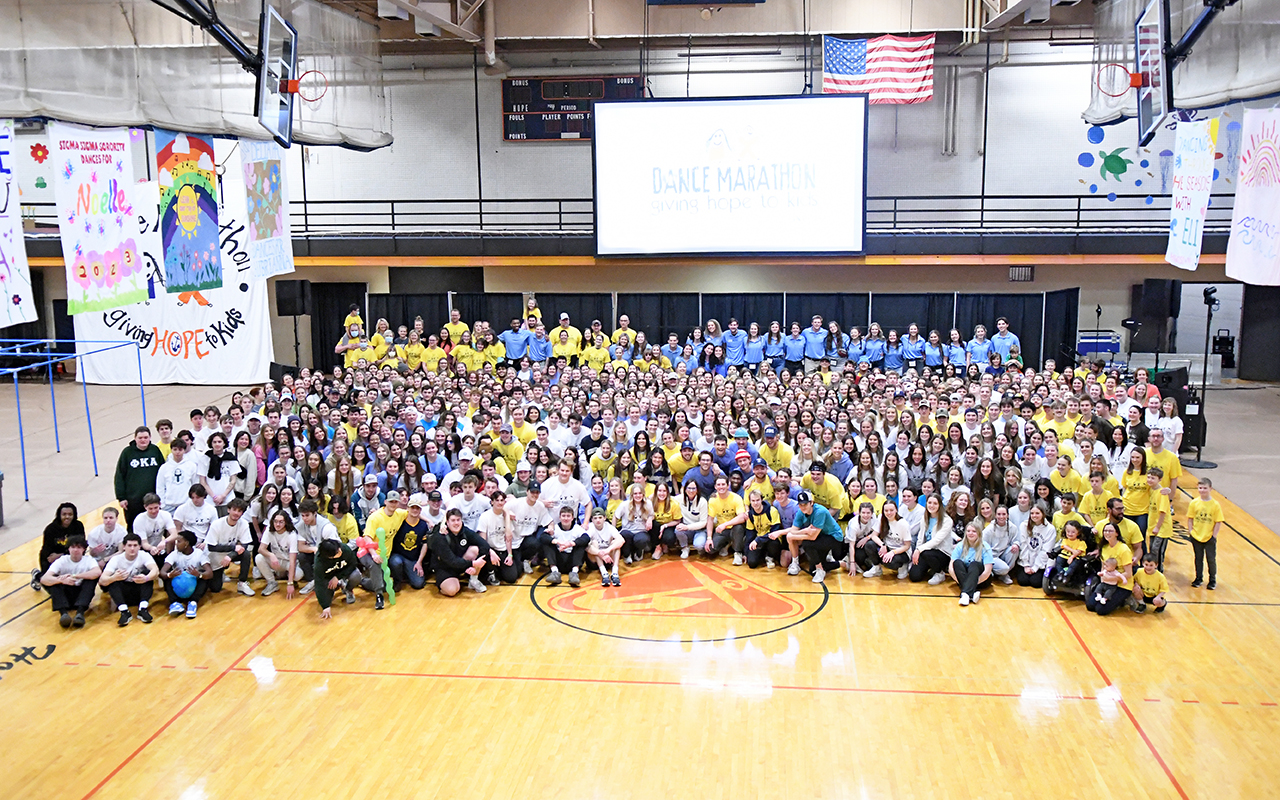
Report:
531,560,827,642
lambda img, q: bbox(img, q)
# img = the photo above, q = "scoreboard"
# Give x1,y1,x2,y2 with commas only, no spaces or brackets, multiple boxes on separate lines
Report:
501,76,641,142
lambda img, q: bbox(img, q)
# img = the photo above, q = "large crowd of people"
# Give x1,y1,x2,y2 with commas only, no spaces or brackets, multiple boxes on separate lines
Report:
33,297,1224,627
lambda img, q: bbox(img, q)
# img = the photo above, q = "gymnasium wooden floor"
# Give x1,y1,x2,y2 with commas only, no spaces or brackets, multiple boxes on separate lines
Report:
1,473,1276,799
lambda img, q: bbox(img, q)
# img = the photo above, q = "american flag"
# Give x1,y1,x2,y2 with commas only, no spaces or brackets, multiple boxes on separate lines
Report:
821,34,936,104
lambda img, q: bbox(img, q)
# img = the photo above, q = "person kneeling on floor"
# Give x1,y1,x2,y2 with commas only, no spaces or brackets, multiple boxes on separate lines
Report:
204,498,255,597
429,508,496,596
161,530,212,619
314,538,387,617
99,533,160,626
41,534,101,629
586,507,625,586
1131,552,1169,614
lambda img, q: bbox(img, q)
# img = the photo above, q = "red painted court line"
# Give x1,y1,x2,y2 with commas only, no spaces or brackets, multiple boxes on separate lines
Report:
1144,698,1161,703
96,663,110,667
1053,600,1190,800
128,664,143,668
63,662,78,666
159,665,176,669
1222,701,1240,705
81,599,307,800
1264,702,1278,707
229,665,1096,702
1183,699,1200,704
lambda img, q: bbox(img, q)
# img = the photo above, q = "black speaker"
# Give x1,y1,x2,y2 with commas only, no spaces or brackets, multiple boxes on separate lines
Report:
276,280,312,316
269,361,297,385
1154,365,1188,396
1182,412,1206,451
1141,278,1181,318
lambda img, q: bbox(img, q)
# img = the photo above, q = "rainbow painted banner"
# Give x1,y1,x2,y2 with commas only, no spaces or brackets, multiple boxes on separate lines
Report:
0,119,39,330
156,129,222,293
1227,108,1280,285
50,122,148,314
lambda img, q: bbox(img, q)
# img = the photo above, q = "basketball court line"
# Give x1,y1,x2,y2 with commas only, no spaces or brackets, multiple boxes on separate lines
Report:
1177,484,1280,568
1,596,48,628
1052,599,1191,800
80,598,308,800
780,588,1280,607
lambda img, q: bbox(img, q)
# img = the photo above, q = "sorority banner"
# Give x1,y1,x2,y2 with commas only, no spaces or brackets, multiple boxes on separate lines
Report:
74,180,273,385
1227,109,1280,285
155,129,222,293
239,138,294,281
0,119,39,330
1165,118,1220,271
49,122,148,314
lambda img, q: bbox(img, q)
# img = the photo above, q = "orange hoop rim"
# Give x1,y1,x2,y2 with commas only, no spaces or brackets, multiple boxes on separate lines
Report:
1096,62,1133,98
297,69,329,103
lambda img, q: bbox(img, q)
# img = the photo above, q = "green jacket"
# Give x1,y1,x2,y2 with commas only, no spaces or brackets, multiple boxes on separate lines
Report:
114,443,165,503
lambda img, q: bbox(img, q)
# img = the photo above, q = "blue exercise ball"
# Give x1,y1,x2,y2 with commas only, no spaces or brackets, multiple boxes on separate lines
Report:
171,571,197,599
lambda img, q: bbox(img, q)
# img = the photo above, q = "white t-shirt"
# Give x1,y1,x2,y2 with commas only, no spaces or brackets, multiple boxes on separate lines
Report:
205,515,253,550
46,554,97,584
587,520,621,551
174,500,217,543
132,510,176,549
261,530,298,559
509,499,552,548
541,477,589,516
550,522,585,547
475,509,510,550
103,551,158,580
296,516,339,548
165,547,210,573
87,522,125,562
421,506,445,531
447,494,492,530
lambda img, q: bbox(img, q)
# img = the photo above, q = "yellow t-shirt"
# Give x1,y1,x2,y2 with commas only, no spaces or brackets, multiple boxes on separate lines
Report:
1100,540,1135,590
326,512,359,544
1134,568,1169,598
363,508,408,557
581,346,611,372
708,492,746,526
509,421,537,446
759,441,795,473
553,341,580,360
850,493,887,517
1145,447,1183,489
400,342,426,371
421,346,447,373
800,474,847,517
652,500,680,526
491,438,525,474
745,506,781,537
552,324,583,349
611,328,643,345
1049,468,1088,497
1077,490,1114,523
1059,537,1088,559
1053,510,1088,534
450,345,485,373
1095,517,1144,549
1147,491,1172,538
666,453,697,483
1186,497,1224,543
444,321,470,344
156,440,172,459
343,312,363,330
742,477,775,504
370,332,390,361
1044,418,1076,442
589,453,617,478
1121,470,1153,516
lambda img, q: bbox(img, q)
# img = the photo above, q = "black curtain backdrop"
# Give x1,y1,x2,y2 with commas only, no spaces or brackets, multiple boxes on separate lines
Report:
701,293,784,331
955,293,1044,369
451,293,524,327
616,293,702,340
870,293,955,336
785,293,871,331
310,282,368,373
367,294,450,334
533,294,614,329
1042,288,1080,369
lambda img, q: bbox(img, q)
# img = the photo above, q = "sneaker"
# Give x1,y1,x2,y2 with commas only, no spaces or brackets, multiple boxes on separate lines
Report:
680,547,690,560
522,560,534,575
959,593,970,606
811,567,826,584
262,581,279,597
548,569,562,586
719,547,730,558
468,576,487,593
972,591,981,604
862,565,883,579
652,549,662,561
59,612,72,629
623,555,633,565
138,607,153,624
31,568,42,592
237,581,255,597
299,581,315,596
252,566,262,580
1155,604,1167,613
168,602,184,616
611,573,621,587
601,574,610,587
375,593,385,610
788,560,801,576
568,569,581,587
897,566,910,580
185,601,197,619
118,609,132,627
1191,579,1203,588
732,553,744,566
999,574,1014,585
1135,602,1147,614
766,557,776,569
1207,580,1216,590
344,585,356,604
928,572,947,586
72,611,86,628
393,580,404,593
485,572,500,586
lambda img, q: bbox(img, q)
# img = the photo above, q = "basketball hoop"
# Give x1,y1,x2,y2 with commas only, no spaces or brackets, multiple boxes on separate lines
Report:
1096,62,1144,98
296,70,329,103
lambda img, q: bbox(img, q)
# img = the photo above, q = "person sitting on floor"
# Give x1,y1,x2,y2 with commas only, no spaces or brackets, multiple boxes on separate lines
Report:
40,534,101,629
98,532,160,626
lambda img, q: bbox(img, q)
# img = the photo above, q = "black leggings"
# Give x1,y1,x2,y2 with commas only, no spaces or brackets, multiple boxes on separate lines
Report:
854,540,909,572
621,526,652,559
710,523,747,555
745,534,783,568
496,539,541,584
951,560,991,595
107,581,154,608
1015,567,1045,587
800,533,844,569
907,549,949,582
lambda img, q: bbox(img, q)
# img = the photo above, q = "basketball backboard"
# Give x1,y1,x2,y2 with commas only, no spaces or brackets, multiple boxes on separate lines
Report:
1135,0,1172,146
255,6,299,147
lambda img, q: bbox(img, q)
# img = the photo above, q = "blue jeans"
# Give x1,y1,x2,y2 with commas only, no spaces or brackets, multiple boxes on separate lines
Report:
388,553,426,590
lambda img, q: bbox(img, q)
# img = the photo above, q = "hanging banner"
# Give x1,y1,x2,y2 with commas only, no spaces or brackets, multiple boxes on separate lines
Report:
50,122,147,314
1165,118,1219,271
1227,108,1280,285
239,139,295,281
155,129,222,293
0,119,39,330
74,180,272,385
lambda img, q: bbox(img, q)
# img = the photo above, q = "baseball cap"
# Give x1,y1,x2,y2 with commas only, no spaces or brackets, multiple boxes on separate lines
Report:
408,493,426,509
591,507,606,518
363,474,379,485
427,490,443,502
680,440,694,451
246,412,266,425
764,426,778,437
795,490,813,504
527,480,542,494
516,460,532,473
753,457,768,468
499,424,513,434
767,396,782,405
386,490,402,502
458,447,475,461
559,312,570,321
733,427,749,438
